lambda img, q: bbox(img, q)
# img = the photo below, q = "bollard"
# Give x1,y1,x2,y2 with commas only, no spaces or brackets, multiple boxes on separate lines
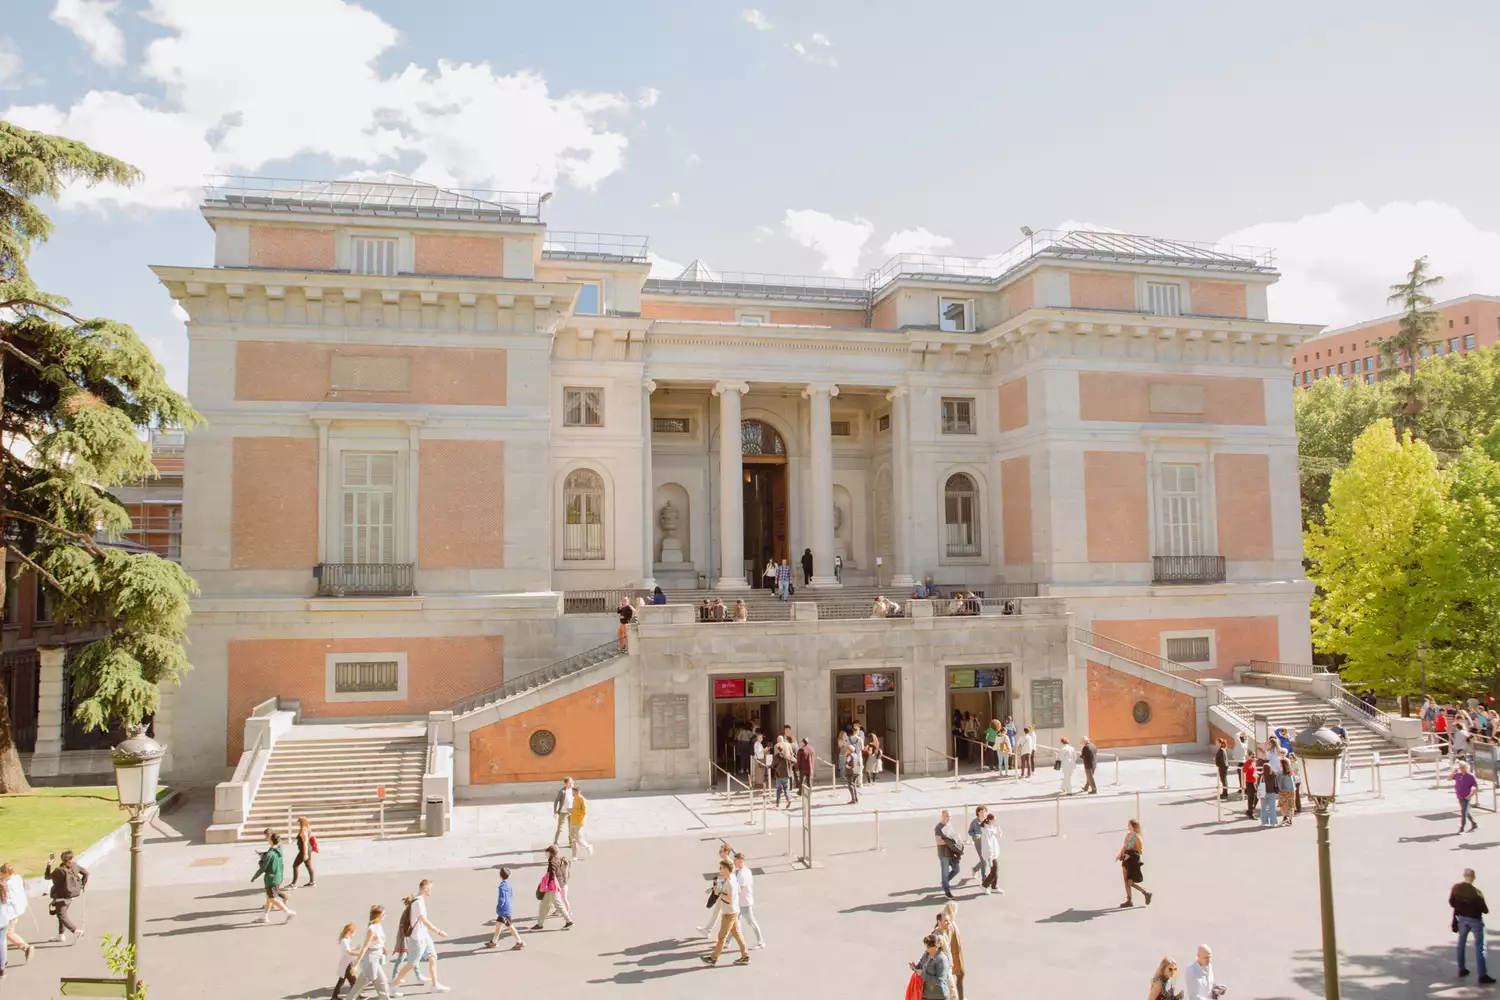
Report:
1135,790,1141,822
1373,751,1382,799
1408,750,1413,779
1113,754,1120,786
875,809,882,852
786,809,792,856
1215,791,1222,823
1055,794,1061,838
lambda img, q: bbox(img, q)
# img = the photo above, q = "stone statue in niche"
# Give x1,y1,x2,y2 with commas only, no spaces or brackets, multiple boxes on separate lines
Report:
659,500,684,563
833,502,849,567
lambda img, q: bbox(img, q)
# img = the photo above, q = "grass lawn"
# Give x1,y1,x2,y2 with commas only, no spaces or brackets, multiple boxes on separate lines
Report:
0,786,130,878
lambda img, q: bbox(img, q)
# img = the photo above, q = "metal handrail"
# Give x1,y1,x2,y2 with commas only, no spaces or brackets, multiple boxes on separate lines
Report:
1330,683,1395,733
1249,659,1330,677
879,751,902,792
562,589,652,614
1213,689,1257,730
954,732,1018,773
542,231,650,262
924,745,960,784
1151,554,1226,585
1074,627,1204,682
203,174,543,221
452,641,620,716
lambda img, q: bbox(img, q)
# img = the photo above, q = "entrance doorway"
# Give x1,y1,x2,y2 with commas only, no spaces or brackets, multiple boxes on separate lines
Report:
711,674,782,778
947,665,1010,768
741,420,789,587
832,670,901,764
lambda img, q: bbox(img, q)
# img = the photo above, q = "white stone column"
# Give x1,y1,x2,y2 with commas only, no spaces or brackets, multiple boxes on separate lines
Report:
29,646,66,778
714,381,751,591
804,382,842,588
888,387,915,588
641,379,657,590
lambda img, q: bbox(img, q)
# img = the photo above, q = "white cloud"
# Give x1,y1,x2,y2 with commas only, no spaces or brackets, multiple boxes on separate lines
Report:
647,251,684,278
1220,201,1500,328
881,226,953,257
1052,219,1123,235
52,0,126,67
782,208,872,277
684,151,700,167
637,86,659,108
651,191,681,210
810,32,832,46
670,191,680,207
0,39,23,86
790,38,838,67
7,0,637,211
741,8,773,31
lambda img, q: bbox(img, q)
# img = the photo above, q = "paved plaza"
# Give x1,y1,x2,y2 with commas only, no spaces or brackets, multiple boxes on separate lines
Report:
5,757,1493,999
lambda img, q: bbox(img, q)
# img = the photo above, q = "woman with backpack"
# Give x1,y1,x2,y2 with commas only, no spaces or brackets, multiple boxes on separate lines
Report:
287,816,318,888
392,879,450,993
44,849,89,944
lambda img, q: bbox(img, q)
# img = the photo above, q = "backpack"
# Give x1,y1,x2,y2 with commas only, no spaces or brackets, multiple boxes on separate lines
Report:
398,900,415,939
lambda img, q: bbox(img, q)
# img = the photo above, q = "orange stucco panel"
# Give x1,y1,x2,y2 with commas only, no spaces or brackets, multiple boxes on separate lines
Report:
1091,616,1281,680
1086,660,1197,748
641,301,737,321
419,440,504,569
235,342,507,405
248,227,334,270
1068,271,1135,311
1083,451,1148,563
998,376,1028,432
1215,454,1274,561
1078,372,1265,426
468,679,615,784
1001,456,1032,565
226,635,504,762
1189,281,1248,318
231,437,318,569
414,234,506,277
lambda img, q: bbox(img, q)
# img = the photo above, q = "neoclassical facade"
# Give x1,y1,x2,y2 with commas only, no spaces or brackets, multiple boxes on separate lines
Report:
154,176,1319,789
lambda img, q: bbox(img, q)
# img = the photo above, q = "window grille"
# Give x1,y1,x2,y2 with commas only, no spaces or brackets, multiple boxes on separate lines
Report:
334,660,400,694
350,237,398,276
341,453,396,563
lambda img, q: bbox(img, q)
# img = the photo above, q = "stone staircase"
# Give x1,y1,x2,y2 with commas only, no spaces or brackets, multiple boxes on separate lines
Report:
667,583,1036,621
1221,685,1403,765
241,734,428,841
453,640,625,719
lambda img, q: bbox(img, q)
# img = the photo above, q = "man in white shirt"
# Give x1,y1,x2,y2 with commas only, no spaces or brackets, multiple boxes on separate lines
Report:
732,853,765,949
1184,943,1218,1000
702,860,750,966
552,777,575,846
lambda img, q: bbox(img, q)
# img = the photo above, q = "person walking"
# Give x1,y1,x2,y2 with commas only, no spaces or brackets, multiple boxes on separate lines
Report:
800,547,813,586
1331,722,1352,781
772,736,793,808
701,859,751,966
835,728,851,784
533,846,574,930
287,816,317,888
347,905,396,1000
843,740,861,804
1081,736,1099,794
1452,867,1495,982
935,905,965,1000
732,852,765,950
392,879,449,992
1183,944,1218,1000
865,731,884,783
0,864,30,961
1020,726,1036,778
44,849,88,944
965,806,989,883
911,934,950,999
1277,760,1297,826
795,738,815,795
1148,957,1184,1000
978,814,1003,894
1117,818,1153,907
485,867,525,951
1058,737,1078,795
252,833,295,923
552,777,576,846
568,786,594,859
934,810,964,900
775,558,792,600
331,922,360,1000
1456,760,1481,833
850,723,866,785
1214,739,1230,800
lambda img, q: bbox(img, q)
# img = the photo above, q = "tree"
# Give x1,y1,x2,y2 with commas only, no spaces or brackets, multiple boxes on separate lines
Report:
1378,256,1444,426
1305,420,1456,698
1293,373,1389,526
1427,430,1500,700
1,121,199,793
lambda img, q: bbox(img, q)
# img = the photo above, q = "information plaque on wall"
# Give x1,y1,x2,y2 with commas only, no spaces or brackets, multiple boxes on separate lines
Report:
649,694,691,750
1030,678,1065,729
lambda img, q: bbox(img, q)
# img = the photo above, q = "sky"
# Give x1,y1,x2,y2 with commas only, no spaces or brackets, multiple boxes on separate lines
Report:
4,0,1500,391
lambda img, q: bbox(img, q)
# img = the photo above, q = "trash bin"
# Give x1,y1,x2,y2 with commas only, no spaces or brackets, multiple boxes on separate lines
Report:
424,798,445,837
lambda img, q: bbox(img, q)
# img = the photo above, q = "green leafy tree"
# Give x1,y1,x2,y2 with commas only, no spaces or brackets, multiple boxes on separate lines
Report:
1426,432,1500,699
1412,346,1500,453
1,121,199,793
1293,373,1389,526
1306,420,1457,698
1378,256,1444,426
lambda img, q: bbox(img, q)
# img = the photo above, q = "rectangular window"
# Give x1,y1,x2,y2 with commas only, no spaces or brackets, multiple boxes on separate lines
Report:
938,297,975,333
1449,319,1455,329
1338,362,1348,375
877,414,891,433
341,452,396,564
1145,282,1182,316
1364,356,1374,371
574,282,602,316
334,660,401,694
652,417,690,434
1157,463,1202,558
1451,337,1462,353
1338,345,1344,354
1420,345,1432,358
1366,373,1375,385
1466,334,1477,350
737,309,769,325
940,398,975,434
350,237,398,276
1292,373,1301,386
564,387,603,427
830,420,852,437
1466,315,1472,325
1165,636,1211,663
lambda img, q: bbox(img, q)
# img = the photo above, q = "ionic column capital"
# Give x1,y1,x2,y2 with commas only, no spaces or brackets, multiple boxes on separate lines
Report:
885,386,909,401
643,379,658,394
712,380,750,397
801,382,840,399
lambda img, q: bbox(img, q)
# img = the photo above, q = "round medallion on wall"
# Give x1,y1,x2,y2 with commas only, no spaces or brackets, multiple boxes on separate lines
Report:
529,729,557,756
1132,700,1152,725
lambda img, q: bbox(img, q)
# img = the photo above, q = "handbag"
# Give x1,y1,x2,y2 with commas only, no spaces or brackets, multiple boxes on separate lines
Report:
309,834,320,854
1053,759,1062,771
705,885,719,909
905,970,924,1000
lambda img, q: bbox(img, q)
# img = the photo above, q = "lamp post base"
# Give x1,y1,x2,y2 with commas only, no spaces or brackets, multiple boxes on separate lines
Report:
1315,805,1341,1000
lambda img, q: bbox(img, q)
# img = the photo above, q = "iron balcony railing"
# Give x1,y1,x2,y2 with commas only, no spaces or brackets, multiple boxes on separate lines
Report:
562,589,651,614
314,563,416,597
1152,555,1226,585
453,641,622,717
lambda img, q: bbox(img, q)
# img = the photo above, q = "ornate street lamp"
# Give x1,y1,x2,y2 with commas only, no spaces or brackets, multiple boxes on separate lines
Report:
111,725,165,997
1293,715,1344,1000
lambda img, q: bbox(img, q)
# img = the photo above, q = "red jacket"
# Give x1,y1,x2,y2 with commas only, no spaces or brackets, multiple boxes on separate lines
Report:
795,744,815,776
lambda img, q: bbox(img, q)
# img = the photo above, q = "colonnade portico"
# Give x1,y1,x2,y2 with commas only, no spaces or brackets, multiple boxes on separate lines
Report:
712,380,751,591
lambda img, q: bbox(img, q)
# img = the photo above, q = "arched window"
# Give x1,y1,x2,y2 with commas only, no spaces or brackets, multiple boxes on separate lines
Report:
563,469,605,560
944,473,981,557
741,420,786,456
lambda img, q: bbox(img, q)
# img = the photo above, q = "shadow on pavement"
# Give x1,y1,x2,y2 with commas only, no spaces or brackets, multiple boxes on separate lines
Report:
588,936,709,984
1291,943,1465,998
1035,906,1136,924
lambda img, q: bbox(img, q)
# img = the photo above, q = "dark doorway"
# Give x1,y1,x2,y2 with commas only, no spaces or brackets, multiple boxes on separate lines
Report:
741,419,789,587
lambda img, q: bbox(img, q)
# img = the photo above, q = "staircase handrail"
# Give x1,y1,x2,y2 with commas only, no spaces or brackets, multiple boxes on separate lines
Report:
1248,659,1328,677
1329,681,1395,734
452,640,622,717
1213,689,1258,731
1074,627,1204,684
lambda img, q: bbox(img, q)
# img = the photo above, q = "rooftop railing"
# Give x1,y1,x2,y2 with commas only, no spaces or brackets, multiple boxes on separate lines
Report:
204,175,543,222
543,231,650,262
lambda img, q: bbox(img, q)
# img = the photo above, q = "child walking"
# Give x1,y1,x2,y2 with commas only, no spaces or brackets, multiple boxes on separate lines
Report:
486,867,525,951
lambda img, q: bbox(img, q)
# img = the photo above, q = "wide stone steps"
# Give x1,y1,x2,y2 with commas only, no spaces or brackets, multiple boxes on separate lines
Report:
240,735,428,841
1224,687,1404,762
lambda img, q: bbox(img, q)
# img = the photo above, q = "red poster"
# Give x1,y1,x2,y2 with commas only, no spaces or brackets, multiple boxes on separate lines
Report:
714,678,746,699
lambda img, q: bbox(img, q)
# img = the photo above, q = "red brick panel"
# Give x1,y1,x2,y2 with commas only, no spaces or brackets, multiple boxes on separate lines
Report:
1215,454,1274,561
235,342,507,406
231,437,318,569
419,440,505,569
413,234,506,277
1001,456,1032,565
248,227,334,270
1083,450,1149,563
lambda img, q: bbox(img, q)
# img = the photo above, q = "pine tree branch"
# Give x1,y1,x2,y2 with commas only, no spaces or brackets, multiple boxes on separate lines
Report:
1,509,106,556
0,338,44,370
0,297,86,324
2,542,66,593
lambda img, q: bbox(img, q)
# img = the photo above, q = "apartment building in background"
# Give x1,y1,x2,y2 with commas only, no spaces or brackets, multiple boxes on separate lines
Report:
147,175,1321,804
1293,294,1500,387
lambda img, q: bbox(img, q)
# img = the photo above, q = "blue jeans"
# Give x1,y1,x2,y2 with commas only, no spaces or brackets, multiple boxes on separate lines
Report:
1459,916,1488,976
775,777,790,807
778,578,790,599
1462,798,1477,830
939,854,961,895
1259,788,1277,825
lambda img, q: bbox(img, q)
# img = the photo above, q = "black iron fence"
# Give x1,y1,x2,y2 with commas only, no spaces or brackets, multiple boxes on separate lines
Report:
314,563,416,597
1151,554,1226,585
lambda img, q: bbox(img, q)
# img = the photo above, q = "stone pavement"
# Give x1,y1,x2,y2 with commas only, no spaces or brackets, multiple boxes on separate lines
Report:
3,754,1487,998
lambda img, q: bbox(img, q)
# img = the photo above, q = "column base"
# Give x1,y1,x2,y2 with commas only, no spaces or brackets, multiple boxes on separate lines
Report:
808,576,843,589
640,576,657,591
890,573,916,588
715,577,751,592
